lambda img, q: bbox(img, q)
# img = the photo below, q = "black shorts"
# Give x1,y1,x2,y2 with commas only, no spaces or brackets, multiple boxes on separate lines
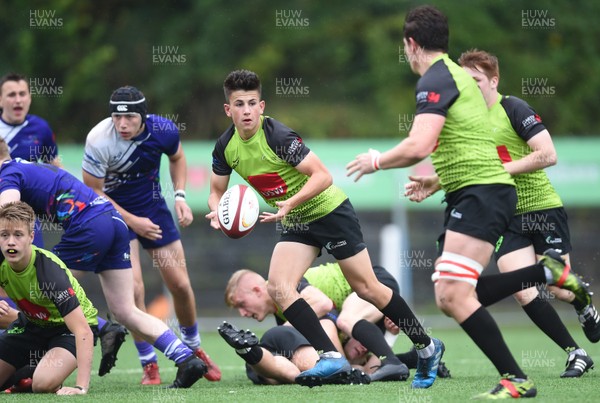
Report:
245,326,311,385
495,207,572,259
0,313,98,369
437,184,517,255
279,199,367,260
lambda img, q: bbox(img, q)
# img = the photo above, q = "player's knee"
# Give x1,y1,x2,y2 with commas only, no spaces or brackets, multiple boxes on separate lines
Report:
335,315,354,336
434,280,463,315
166,280,193,297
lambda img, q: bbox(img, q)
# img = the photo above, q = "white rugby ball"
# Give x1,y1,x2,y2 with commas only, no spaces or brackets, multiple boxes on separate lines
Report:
217,184,260,239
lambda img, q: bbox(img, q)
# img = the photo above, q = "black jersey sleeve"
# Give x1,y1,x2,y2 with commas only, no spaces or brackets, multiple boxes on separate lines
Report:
414,60,460,117
263,117,310,167
500,95,547,142
211,125,236,176
34,253,80,318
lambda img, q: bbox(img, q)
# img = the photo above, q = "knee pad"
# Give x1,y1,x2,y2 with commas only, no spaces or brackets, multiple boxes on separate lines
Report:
432,252,483,286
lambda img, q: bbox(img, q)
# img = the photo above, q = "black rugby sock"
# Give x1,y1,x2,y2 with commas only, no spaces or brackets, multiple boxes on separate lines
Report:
460,306,527,379
283,298,338,353
523,296,578,352
380,292,431,349
351,319,402,365
476,264,545,306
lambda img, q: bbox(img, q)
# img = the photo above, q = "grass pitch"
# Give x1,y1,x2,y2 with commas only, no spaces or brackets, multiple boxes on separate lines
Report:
8,318,599,402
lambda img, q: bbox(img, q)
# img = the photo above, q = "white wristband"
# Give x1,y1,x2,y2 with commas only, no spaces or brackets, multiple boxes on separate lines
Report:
369,149,381,171
174,189,186,201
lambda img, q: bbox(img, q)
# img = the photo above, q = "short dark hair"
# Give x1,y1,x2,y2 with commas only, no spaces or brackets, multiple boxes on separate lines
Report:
0,73,29,95
403,5,449,53
458,49,500,81
223,70,261,101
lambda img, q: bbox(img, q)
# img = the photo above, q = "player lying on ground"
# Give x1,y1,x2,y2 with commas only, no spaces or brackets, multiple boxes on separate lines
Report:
225,263,451,382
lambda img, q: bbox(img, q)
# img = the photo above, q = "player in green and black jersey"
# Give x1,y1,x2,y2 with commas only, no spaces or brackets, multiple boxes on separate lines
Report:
458,49,597,378
0,202,96,395
347,5,592,399
208,69,443,388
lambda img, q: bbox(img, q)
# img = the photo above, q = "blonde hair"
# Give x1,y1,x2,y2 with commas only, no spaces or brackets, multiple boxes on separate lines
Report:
225,269,253,307
0,201,36,233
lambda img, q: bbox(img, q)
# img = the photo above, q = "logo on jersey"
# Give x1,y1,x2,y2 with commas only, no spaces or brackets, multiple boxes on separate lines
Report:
17,298,52,321
247,173,288,200
416,91,441,104
116,105,128,112
287,137,303,154
522,114,542,130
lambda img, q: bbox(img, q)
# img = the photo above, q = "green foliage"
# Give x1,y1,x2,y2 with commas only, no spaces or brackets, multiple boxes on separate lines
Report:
1,0,598,141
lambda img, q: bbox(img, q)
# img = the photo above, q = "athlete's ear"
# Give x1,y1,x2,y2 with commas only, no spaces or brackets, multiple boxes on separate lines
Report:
490,76,499,90
224,103,231,117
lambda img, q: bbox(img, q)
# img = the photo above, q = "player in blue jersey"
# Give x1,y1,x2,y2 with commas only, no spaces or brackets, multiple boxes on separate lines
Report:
82,86,220,384
0,72,61,325
0,140,208,388
0,73,59,165
0,73,60,250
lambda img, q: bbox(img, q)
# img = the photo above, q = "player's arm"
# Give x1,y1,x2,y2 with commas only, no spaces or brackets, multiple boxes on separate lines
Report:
206,173,230,230
260,151,331,223
82,171,162,240
502,129,557,175
168,143,193,227
299,285,334,318
59,306,94,394
346,114,443,181
0,189,21,206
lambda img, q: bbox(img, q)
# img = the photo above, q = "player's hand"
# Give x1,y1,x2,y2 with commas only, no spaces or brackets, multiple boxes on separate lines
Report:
174,200,193,227
131,216,162,240
204,210,221,230
404,175,440,202
346,149,380,182
56,386,87,395
0,300,9,318
259,200,292,223
384,316,400,335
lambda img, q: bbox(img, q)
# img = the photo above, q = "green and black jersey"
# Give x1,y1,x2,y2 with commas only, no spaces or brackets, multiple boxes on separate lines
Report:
212,116,347,225
414,54,514,193
0,246,98,327
490,94,562,214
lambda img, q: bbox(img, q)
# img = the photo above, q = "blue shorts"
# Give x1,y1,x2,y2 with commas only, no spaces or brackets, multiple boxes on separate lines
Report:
128,201,180,249
52,210,131,273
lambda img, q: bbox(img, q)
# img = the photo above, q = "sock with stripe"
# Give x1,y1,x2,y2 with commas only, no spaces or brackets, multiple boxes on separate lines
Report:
153,330,193,365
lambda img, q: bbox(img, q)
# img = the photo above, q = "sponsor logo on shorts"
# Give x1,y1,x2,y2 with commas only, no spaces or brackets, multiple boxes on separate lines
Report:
325,240,347,251
545,236,562,245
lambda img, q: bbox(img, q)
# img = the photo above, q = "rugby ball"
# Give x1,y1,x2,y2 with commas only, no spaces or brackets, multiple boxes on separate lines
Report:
217,184,260,239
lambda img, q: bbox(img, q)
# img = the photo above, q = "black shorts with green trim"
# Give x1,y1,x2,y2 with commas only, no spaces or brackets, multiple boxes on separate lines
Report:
495,207,572,259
